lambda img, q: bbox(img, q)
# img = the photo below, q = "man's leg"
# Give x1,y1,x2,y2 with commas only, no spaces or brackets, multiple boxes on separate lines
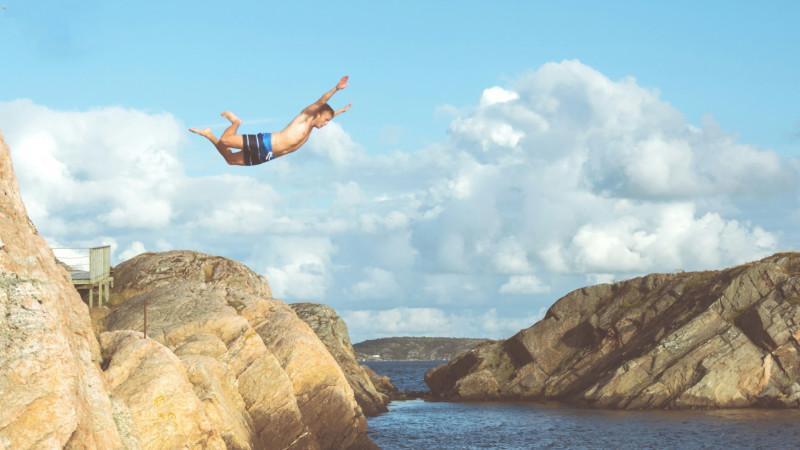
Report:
188,127,245,165
219,111,245,149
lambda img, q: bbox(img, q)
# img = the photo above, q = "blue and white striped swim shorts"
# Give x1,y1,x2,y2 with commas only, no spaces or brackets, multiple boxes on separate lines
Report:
241,133,274,166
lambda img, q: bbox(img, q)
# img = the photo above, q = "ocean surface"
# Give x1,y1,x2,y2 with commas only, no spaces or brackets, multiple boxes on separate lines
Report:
364,361,800,449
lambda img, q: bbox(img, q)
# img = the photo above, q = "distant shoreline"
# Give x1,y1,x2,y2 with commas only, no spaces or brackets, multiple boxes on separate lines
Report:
353,336,490,362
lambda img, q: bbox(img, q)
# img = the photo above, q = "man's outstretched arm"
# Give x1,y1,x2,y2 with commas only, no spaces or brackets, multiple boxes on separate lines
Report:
334,101,352,117
306,76,349,112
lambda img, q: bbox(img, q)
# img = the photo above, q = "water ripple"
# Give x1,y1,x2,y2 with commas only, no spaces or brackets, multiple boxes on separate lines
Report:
366,361,800,449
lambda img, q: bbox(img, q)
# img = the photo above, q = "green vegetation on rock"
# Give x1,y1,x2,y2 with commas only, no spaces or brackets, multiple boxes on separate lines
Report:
353,337,490,361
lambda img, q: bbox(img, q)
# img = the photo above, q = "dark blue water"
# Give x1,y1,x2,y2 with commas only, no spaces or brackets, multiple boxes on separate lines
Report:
365,361,800,449
365,360,446,392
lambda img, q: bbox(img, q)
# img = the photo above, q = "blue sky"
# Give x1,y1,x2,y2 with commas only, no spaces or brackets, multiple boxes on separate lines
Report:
1,1,799,342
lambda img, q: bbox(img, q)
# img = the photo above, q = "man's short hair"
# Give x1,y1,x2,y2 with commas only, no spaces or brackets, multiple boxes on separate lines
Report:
318,103,334,117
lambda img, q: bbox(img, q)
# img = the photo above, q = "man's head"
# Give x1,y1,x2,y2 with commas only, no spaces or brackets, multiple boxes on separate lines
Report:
313,104,335,128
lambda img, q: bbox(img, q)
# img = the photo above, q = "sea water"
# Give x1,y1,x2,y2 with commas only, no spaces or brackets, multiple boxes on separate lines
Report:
365,361,800,449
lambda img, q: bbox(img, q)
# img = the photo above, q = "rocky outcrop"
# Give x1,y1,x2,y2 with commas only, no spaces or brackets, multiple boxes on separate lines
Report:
100,331,227,449
354,337,490,361
427,253,800,409
108,249,272,305
362,364,400,400
103,250,377,449
291,302,390,416
0,131,125,448
0,129,377,448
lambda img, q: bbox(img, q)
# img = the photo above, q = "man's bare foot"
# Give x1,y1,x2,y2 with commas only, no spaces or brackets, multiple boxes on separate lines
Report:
189,127,214,139
221,111,242,125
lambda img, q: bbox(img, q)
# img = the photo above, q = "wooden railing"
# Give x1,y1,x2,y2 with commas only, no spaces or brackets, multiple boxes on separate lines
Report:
53,246,114,307
88,246,111,283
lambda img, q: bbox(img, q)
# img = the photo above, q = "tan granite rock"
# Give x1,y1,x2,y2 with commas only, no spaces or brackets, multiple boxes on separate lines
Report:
104,250,374,448
292,302,390,416
180,355,253,449
0,131,124,448
100,331,226,449
243,298,376,449
362,364,397,401
104,279,315,449
110,249,272,305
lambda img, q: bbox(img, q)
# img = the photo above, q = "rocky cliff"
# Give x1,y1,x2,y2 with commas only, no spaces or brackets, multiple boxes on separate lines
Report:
291,302,390,416
426,254,800,409
0,129,377,448
103,251,378,449
354,337,490,361
0,131,125,448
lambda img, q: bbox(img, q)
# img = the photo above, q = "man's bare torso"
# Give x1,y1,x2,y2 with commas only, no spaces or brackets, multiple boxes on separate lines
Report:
271,111,315,156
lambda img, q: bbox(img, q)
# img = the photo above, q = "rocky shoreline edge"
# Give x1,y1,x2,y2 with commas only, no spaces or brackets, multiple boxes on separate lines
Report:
424,252,800,410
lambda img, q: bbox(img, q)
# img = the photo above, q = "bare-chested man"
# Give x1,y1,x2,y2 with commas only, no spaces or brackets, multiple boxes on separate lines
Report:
190,76,352,166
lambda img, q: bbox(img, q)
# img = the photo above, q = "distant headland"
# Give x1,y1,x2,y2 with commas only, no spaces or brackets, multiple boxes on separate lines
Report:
354,336,490,361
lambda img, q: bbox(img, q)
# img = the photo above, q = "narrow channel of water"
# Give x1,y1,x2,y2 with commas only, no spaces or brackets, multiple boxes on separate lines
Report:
365,361,800,449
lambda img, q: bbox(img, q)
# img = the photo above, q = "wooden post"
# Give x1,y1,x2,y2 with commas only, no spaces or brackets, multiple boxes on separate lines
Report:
89,287,93,308
143,297,147,339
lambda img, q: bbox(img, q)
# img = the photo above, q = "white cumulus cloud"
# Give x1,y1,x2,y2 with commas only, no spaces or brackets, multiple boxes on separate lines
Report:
499,275,549,295
2,59,797,343
262,236,336,301
347,267,404,300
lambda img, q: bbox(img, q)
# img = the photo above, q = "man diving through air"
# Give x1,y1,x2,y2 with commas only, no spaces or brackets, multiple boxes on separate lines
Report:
190,76,352,166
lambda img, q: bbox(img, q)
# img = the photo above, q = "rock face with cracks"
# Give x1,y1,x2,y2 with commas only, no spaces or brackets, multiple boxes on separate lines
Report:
104,250,377,449
0,131,125,448
291,302,390,416
426,253,800,409
0,130,377,449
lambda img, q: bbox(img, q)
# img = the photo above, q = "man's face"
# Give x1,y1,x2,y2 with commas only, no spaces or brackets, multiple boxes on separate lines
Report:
315,113,334,128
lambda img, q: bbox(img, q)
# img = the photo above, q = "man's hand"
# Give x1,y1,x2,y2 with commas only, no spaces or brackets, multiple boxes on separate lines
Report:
334,101,353,117
337,76,349,90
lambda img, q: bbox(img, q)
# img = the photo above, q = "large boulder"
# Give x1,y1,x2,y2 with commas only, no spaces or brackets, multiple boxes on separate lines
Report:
362,365,399,400
109,249,271,305
291,302,390,416
243,299,376,449
427,253,800,409
104,250,375,449
0,131,124,448
100,331,226,449
103,281,313,449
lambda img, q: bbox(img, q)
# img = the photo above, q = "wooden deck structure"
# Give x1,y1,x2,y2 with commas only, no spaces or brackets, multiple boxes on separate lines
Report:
54,246,114,307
